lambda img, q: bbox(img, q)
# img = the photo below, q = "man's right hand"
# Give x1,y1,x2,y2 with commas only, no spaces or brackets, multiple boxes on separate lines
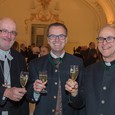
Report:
33,79,47,93
3,87,27,101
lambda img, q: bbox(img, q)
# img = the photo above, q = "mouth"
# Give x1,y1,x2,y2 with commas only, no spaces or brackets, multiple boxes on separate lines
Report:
3,38,12,42
54,43,60,46
102,46,111,50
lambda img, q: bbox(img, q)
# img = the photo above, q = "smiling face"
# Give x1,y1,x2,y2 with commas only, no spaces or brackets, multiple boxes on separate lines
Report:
0,18,17,51
98,25,115,62
47,25,67,56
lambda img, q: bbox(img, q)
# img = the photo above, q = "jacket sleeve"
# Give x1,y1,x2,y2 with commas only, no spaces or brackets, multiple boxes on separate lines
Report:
69,65,85,109
26,59,40,103
0,86,7,105
69,86,85,109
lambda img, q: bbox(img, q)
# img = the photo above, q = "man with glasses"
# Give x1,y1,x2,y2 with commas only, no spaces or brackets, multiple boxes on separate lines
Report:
65,24,115,115
0,17,29,115
27,22,85,115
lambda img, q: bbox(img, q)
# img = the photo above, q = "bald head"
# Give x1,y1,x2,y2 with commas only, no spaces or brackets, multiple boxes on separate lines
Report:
99,24,115,35
0,17,17,31
97,24,115,62
0,17,17,51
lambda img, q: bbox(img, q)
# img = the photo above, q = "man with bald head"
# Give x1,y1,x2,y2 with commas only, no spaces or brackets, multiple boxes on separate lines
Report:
65,24,115,115
0,17,29,115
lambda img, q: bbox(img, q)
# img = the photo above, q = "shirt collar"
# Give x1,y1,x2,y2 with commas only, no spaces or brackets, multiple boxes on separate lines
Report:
105,62,111,66
105,60,115,66
50,50,65,59
0,49,13,61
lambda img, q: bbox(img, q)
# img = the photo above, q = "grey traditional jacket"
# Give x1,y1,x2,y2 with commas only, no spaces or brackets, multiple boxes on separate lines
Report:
27,53,85,115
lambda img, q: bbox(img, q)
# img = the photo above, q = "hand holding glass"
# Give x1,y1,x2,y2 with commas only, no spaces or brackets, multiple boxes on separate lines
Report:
70,65,79,81
39,71,47,93
20,71,29,88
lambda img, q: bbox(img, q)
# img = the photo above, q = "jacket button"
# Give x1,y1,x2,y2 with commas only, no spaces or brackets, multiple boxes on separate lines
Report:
101,100,105,104
54,82,58,85
54,96,57,99
103,86,107,90
55,69,58,72
52,109,55,112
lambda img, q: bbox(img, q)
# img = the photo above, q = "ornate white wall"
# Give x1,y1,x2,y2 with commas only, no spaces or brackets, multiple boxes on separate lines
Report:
0,0,114,53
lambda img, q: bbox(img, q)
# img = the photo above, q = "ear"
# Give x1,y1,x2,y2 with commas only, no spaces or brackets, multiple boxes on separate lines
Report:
47,38,50,44
65,37,68,43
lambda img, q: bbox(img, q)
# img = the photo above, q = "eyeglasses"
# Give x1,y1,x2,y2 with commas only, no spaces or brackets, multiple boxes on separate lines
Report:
48,34,67,40
0,29,17,37
96,36,115,43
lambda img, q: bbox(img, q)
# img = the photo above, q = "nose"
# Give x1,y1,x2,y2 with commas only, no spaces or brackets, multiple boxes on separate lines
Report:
102,39,108,44
6,32,12,38
54,36,60,41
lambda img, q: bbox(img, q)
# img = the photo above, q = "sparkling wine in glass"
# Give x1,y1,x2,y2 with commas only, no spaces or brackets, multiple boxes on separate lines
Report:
20,71,29,88
39,71,47,93
70,65,79,81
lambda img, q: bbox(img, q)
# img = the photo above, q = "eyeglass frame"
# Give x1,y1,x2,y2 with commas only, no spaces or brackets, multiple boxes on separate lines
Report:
96,36,115,43
47,34,67,40
0,29,17,37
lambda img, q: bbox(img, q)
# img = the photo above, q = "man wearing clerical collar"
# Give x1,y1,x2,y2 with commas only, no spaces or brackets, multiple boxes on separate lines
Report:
0,17,29,115
98,25,115,64
65,24,115,115
27,22,85,115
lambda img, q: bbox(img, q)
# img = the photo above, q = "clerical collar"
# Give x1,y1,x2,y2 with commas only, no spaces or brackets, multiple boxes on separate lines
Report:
50,50,65,59
105,60,115,66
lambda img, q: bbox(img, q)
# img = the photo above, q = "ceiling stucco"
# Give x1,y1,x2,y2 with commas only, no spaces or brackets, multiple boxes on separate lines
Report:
84,0,115,24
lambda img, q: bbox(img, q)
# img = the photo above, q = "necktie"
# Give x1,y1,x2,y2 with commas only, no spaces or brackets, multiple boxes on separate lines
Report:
55,79,62,115
0,50,13,87
55,58,62,115
55,58,62,68
3,56,10,87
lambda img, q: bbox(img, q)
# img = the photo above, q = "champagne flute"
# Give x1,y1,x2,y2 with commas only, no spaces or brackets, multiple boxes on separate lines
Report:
70,65,79,81
20,71,29,88
39,71,47,93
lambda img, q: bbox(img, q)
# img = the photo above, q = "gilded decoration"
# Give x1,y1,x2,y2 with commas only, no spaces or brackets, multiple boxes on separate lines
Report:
24,0,63,32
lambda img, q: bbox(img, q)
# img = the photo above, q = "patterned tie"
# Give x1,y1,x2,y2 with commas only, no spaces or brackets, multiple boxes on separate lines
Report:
55,58,62,115
55,79,62,115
